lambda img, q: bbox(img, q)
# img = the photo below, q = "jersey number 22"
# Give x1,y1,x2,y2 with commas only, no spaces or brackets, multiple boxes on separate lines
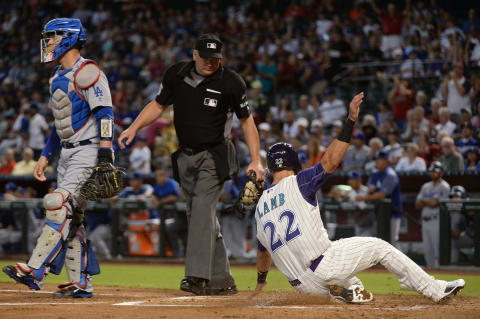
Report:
263,210,301,252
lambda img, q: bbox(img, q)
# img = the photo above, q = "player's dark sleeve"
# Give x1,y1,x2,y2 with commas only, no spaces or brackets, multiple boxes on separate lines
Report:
155,65,176,106
296,163,331,206
380,174,397,196
41,127,61,160
229,71,251,119
257,239,267,252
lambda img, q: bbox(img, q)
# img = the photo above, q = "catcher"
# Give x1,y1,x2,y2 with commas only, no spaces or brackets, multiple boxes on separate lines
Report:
2,18,124,298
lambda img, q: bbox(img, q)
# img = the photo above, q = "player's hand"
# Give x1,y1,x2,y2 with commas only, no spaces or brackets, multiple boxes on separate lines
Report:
246,161,265,181
249,281,267,300
348,92,364,122
118,127,137,150
34,156,48,182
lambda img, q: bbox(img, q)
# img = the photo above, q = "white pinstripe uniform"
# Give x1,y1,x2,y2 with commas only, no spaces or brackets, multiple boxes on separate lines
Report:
255,164,449,301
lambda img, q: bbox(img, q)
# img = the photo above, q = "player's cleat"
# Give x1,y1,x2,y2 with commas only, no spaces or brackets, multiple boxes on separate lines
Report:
205,285,238,296
328,285,373,304
2,265,41,291
433,279,465,302
53,283,93,298
180,277,207,295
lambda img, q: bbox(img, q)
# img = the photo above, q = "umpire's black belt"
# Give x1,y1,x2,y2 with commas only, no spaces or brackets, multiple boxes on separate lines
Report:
61,138,95,149
181,147,207,156
289,255,324,287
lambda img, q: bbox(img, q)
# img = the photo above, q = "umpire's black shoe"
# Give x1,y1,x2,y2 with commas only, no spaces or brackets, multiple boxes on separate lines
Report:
180,277,207,295
205,285,238,296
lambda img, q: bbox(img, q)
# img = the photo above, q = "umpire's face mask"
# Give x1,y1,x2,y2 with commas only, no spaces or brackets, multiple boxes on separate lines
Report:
40,31,63,63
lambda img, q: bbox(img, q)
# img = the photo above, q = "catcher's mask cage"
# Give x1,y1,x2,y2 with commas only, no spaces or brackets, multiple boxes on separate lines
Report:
40,18,86,63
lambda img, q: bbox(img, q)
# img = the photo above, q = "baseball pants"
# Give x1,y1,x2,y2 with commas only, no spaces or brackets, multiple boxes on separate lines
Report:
294,237,447,301
422,215,440,269
177,150,236,288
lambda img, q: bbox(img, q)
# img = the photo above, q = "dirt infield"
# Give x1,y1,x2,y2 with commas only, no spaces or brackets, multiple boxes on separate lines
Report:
0,283,478,319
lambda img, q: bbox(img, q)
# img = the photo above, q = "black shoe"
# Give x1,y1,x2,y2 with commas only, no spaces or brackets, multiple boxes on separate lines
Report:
52,285,93,298
205,285,238,296
180,277,207,295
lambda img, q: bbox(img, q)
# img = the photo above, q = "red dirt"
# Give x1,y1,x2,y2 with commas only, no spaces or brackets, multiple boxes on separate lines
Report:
0,283,478,319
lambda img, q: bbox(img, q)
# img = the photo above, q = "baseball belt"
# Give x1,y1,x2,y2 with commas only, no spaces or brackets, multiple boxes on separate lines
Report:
289,255,324,287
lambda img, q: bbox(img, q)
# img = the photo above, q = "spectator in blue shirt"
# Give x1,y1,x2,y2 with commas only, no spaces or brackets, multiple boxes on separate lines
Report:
152,168,184,257
117,172,154,199
455,123,478,154
357,151,403,250
464,147,480,171
152,168,180,207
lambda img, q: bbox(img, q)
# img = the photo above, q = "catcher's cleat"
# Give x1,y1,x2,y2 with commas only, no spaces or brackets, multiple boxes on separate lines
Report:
53,283,92,298
205,285,238,296
328,284,373,304
434,279,465,302
180,277,207,295
2,265,41,291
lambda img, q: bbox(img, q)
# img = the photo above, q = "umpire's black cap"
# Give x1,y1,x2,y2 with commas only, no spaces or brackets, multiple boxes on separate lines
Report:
195,34,223,59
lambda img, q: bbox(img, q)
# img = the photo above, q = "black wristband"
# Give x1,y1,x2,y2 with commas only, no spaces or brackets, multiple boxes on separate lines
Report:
98,148,113,164
337,118,355,143
257,271,268,284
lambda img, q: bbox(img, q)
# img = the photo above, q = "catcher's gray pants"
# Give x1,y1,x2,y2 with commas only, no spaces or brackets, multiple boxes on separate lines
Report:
26,144,99,290
177,150,235,288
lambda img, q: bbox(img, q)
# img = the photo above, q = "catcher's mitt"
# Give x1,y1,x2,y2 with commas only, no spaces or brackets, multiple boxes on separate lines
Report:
226,170,265,217
240,171,265,206
79,162,126,201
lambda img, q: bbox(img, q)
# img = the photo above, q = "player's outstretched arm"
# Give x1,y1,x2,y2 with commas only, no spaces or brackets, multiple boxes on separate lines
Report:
250,246,271,298
118,99,166,149
321,92,364,173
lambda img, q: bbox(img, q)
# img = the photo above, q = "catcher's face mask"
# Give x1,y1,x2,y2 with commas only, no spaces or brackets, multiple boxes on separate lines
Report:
40,31,64,63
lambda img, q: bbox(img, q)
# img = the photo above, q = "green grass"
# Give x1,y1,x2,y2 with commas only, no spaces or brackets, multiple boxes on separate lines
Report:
0,261,479,297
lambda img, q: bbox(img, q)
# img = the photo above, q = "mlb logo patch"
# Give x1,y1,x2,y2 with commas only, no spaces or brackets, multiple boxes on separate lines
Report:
206,42,217,49
204,98,218,107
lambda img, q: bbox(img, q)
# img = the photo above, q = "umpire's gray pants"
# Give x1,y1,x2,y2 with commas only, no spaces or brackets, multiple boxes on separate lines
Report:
177,150,235,288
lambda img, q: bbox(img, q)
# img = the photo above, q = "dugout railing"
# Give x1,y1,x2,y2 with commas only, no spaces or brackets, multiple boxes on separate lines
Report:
0,198,234,257
439,199,480,266
2,198,479,265
320,199,391,242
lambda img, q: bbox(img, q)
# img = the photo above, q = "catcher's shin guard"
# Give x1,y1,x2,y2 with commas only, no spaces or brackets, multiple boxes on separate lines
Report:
22,189,72,284
63,229,99,292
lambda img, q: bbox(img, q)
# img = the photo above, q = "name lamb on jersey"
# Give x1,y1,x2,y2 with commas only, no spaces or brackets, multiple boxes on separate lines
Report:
257,193,286,219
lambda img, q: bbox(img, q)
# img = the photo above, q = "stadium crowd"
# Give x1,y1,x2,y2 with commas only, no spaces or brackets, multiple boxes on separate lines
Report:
0,0,478,265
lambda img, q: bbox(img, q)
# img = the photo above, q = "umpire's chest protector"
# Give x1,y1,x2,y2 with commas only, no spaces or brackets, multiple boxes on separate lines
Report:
48,58,97,139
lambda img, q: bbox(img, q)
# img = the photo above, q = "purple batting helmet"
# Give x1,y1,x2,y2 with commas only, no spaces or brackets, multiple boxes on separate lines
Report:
267,142,301,173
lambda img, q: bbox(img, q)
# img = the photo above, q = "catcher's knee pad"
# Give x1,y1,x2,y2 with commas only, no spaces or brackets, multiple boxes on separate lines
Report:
44,189,72,239
65,233,100,289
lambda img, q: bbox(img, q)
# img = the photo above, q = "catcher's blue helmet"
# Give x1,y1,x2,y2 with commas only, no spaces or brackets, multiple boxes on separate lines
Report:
267,142,301,173
449,185,467,199
40,18,86,63
428,161,444,173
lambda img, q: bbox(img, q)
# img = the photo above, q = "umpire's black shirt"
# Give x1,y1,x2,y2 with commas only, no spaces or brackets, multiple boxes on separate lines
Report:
155,61,250,149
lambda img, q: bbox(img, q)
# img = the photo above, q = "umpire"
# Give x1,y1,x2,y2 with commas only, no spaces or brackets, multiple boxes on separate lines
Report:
119,34,264,295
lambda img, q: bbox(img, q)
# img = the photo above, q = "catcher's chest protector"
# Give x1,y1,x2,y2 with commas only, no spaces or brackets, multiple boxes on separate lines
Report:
49,58,94,139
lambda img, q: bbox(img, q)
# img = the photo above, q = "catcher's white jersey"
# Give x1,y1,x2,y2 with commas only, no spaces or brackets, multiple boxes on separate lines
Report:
256,164,331,281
